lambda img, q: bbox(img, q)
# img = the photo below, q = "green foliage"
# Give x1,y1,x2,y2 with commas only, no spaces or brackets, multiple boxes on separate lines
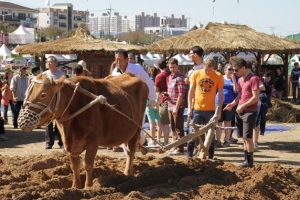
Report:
115,31,160,45
68,29,75,37
0,23,17,33
41,26,63,40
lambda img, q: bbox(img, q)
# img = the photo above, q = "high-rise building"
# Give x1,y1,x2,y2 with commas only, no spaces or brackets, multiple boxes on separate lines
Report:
128,12,160,32
121,16,130,33
164,14,187,28
88,11,188,34
88,12,122,36
37,3,89,32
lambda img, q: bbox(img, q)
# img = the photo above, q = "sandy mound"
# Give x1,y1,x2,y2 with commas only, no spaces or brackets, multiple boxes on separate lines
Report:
0,152,299,200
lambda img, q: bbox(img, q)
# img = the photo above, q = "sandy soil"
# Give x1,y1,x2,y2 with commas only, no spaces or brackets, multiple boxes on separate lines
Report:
0,122,299,199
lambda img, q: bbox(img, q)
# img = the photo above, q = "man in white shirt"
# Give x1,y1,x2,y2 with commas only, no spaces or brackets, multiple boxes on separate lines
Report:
43,56,66,149
10,66,29,129
111,49,158,148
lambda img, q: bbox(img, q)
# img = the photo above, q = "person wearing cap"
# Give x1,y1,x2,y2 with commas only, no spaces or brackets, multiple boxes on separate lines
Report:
77,60,92,77
42,56,65,149
111,49,158,151
10,66,29,129
72,64,85,76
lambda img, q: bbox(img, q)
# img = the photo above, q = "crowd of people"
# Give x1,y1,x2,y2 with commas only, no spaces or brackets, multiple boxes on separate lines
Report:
0,47,294,168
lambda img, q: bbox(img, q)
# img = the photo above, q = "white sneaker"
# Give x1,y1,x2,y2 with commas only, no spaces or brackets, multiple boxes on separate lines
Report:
0,134,8,141
254,142,258,151
147,140,157,147
168,149,184,155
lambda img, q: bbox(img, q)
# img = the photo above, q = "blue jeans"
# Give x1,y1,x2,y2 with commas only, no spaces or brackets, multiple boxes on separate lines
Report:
3,100,15,122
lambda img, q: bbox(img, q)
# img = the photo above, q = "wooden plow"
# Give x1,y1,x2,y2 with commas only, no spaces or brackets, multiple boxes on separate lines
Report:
158,120,216,159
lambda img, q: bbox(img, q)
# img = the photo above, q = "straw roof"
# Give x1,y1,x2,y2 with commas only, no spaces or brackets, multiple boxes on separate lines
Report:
148,22,300,54
15,23,146,55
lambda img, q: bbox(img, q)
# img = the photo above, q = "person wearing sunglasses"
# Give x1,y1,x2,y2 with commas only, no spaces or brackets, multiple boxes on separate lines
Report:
215,64,238,148
224,56,260,168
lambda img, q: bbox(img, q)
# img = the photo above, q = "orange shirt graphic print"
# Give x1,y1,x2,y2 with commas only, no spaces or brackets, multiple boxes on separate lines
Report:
198,78,215,93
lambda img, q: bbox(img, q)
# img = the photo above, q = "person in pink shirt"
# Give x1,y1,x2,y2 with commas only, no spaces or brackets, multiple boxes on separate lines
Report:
225,56,260,168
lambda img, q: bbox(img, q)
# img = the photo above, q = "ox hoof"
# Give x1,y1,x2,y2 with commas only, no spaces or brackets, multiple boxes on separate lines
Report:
140,146,148,155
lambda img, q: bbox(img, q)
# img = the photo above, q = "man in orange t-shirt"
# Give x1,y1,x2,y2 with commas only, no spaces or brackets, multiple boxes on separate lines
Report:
187,57,224,158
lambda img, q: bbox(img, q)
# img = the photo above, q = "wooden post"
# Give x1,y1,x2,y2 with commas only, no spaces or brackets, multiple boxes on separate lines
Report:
283,53,289,97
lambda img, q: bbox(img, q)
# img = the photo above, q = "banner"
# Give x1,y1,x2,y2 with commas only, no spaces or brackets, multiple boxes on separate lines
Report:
45,0,50,6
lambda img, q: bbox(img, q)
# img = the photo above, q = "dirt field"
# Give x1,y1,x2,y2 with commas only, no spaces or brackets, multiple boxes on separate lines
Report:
0,122,299,200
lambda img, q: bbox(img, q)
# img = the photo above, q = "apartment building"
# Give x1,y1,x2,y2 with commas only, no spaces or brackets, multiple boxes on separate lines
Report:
88,12,122,35
0,1,36,27
127,12,160,32
164,14,187,28
37,3,89,31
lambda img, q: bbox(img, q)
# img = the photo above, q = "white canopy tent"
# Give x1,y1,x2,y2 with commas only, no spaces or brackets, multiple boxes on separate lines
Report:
172,54,193,65
45,54,78,62
9,25,35,44
11,45,20,54
140,54,154,66
0,44,12,59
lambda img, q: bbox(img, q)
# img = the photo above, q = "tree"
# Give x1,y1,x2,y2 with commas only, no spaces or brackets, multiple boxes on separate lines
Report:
41,26,63,40
115,31,160,45
68,29,75,37
0,23,17,33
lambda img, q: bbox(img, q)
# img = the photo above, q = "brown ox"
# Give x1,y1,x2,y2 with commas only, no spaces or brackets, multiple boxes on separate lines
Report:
18,73,148,188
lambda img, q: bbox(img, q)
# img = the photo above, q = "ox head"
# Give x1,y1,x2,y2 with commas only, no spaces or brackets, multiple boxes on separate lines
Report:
18,74,65,131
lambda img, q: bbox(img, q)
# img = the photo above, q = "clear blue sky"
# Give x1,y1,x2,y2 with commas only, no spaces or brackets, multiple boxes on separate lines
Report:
8,0,300,37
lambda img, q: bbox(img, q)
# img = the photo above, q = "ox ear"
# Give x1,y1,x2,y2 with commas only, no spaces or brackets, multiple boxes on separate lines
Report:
28,76,36,84
54,76,66,87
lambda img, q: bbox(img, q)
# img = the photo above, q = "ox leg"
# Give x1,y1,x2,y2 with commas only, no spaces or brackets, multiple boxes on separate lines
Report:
124,145,135,176
124,131,139,176
84,144,98,188
69,156,81,188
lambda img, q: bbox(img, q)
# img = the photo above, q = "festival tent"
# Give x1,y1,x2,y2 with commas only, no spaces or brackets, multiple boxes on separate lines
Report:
140,54,154,66
8,25,35,44
45,54,77,62
11,45,20,54
172,54,193,65
264,54,283,65
0,44,12,59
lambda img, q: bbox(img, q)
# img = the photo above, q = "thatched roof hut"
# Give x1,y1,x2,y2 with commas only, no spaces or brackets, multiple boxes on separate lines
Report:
16,23,146,78
148,22,300,55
